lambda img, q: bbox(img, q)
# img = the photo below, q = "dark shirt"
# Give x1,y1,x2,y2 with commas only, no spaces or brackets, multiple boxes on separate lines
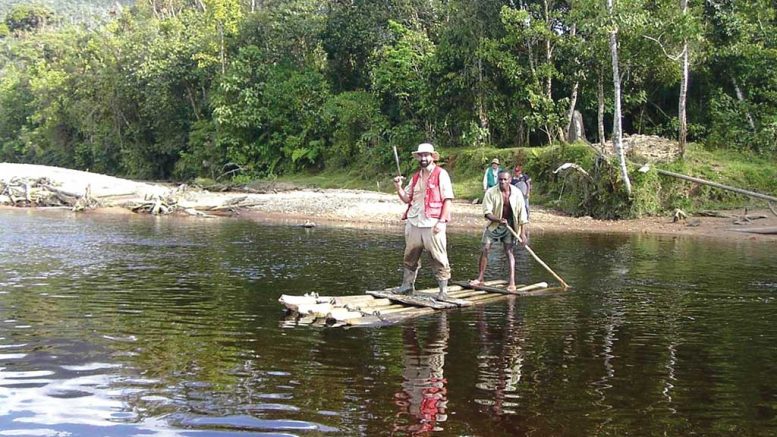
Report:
511,173,531,197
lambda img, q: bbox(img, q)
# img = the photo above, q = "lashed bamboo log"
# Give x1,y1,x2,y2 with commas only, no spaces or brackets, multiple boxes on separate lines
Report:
287,279,557,326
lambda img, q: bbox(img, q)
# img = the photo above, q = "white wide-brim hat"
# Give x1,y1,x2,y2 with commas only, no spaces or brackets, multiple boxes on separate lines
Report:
411,143,440,160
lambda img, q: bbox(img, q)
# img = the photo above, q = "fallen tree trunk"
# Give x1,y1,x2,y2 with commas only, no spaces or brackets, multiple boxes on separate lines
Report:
656,169,777,203
729,227,777,235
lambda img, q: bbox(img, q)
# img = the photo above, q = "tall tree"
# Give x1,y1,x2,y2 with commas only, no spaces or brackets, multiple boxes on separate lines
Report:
202,0,242,74
370,20,436,135
489,1,569,146
642,0,703,157
678,0,689,156
567,0,613,146
321,0,391,92
429,0,506,146
607,0,632,195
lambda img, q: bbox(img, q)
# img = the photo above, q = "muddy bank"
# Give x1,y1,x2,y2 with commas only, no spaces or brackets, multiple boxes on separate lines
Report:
2,163,775,241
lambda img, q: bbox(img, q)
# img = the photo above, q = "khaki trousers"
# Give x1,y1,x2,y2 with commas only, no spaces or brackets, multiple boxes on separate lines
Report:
402,222,451,281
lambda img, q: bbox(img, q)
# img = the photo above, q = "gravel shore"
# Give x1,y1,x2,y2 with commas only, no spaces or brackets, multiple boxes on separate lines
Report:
2,162,775,241
238,190,777,242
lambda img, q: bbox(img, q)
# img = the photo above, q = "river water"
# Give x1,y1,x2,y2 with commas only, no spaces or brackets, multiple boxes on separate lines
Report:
0,208,775,435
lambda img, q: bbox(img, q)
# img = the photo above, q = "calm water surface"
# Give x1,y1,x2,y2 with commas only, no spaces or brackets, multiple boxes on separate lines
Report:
0,208,775,436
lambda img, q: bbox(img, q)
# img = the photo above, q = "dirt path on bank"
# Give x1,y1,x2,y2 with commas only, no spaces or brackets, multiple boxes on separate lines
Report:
2,163,775,241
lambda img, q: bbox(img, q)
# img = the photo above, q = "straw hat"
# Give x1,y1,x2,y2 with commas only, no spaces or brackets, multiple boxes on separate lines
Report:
411,143,440,160
491,158,500,165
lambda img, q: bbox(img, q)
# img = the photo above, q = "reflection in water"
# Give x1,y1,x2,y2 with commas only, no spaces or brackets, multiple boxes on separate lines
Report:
474,297,524,417
393,313,449,434
476,243,534,288
1,210,777,435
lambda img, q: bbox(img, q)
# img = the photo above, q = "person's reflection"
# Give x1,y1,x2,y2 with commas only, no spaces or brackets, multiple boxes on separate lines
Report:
474,296,524,416
392,312,449,435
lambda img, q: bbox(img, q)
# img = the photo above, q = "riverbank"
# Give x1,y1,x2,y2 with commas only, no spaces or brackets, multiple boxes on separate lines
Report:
234,191,777,242
2,163,775,241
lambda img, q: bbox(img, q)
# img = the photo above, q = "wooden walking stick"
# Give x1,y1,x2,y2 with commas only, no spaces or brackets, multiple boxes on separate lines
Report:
392,146,403,179
506,224,570,290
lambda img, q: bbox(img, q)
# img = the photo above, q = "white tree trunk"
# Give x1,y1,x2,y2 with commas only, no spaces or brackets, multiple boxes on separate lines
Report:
544,0,553,101
149,0,160,18
566,81,579,141
219,24,226,75
598,72,605,147
678,0,688,157
565,23,579,141
608,0,632,195
678,43,688,155
733,78,757,130
478,55,489,136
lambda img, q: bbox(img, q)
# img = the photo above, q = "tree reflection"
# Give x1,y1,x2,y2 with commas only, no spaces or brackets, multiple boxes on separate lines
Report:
392,313,449,435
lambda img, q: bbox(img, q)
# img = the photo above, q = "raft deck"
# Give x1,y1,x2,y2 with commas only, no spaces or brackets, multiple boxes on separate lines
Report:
279,280,562,328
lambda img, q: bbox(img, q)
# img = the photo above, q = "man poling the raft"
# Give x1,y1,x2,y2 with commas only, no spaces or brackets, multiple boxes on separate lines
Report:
468,170,528,292
468,169,570,290
390,143,454,301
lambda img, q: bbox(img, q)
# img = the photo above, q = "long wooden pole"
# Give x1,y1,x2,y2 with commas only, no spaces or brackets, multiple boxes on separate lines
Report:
506,224,570,290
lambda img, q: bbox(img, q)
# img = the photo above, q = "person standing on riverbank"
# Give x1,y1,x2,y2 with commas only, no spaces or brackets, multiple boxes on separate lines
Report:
392,143,454,300
482,158,502,192
511,164,532,218
470,170,528,292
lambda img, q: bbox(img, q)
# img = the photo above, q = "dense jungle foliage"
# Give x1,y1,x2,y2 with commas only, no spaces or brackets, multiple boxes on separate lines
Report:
1,1,775,197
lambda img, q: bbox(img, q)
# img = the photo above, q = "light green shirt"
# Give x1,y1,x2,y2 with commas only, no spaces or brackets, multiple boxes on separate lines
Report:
482,185,528,231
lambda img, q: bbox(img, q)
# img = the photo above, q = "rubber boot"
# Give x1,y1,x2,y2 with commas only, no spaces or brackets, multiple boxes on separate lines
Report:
391,268,417,295
435,279,448,301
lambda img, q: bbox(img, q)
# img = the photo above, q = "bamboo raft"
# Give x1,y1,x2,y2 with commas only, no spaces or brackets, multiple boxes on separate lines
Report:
279,280,563,328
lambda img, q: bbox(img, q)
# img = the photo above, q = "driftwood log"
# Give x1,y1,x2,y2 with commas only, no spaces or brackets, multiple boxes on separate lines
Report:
0,177,99,211
0,176,266,217
124,185,250,216
693,208,768,225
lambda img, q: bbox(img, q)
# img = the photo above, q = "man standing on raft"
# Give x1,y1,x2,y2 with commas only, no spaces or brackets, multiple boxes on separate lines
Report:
470,170,528,292
391,143,454,301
